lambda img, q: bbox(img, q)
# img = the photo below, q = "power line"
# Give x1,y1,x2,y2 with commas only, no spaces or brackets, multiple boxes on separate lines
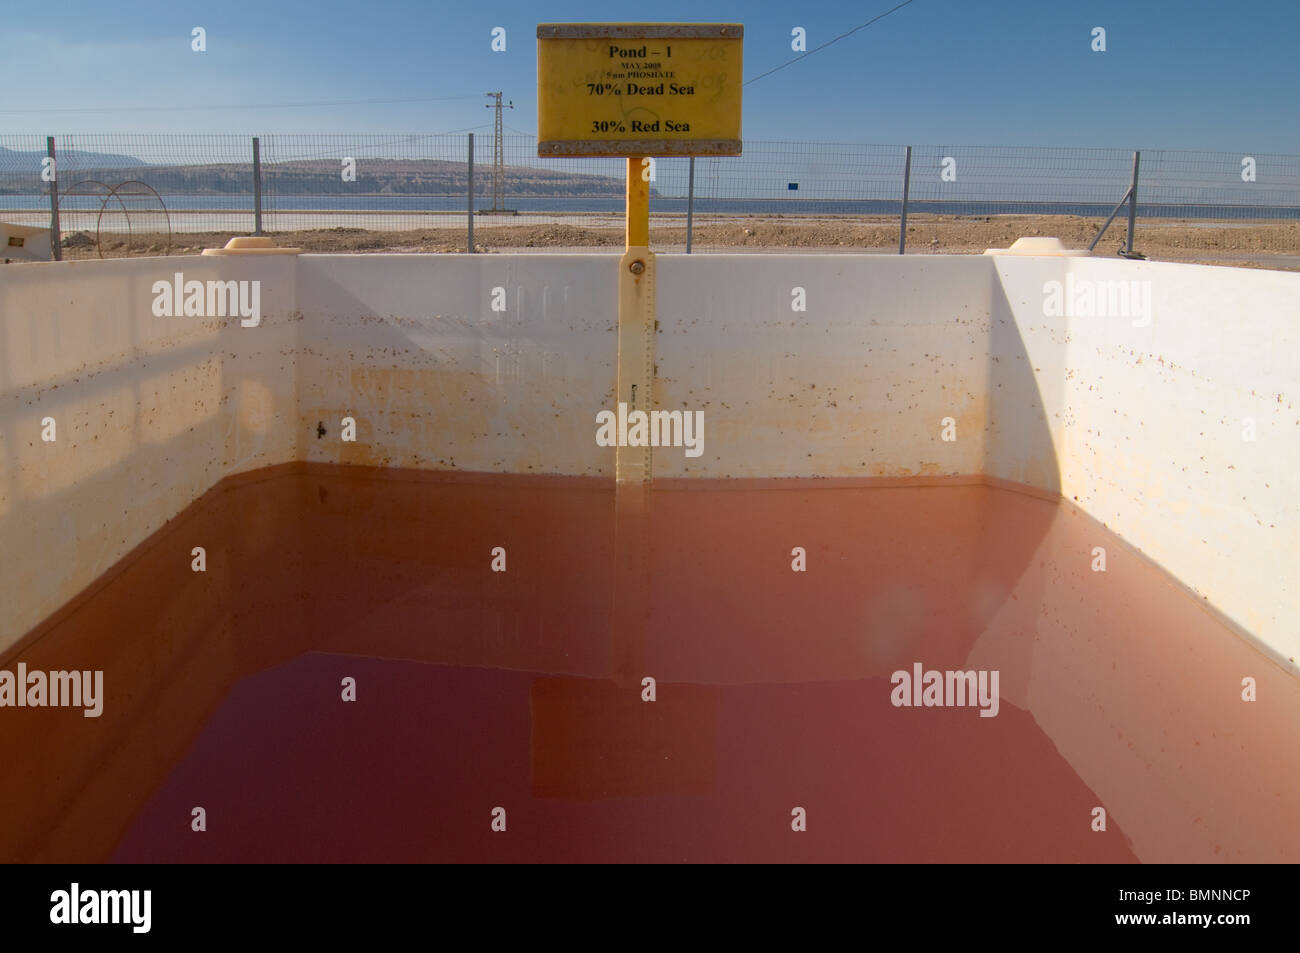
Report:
438,123,496,136
744,0,918,87
0,94,485,116
254,127,496,163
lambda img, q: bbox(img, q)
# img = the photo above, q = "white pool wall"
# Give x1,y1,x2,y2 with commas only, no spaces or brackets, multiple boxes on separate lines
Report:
0,256,300,644
1,252,1296,675
989,255,1300,668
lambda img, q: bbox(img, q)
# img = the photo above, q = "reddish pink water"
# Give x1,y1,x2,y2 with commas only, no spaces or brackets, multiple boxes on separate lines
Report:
5,464,1298,863
107,655,1126,863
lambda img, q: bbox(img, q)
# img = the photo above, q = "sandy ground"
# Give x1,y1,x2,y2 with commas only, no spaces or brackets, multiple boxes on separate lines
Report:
47,213,1300,270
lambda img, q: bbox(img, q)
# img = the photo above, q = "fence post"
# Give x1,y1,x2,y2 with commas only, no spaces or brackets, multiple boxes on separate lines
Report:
252,137,263,236
1125,150,1140,257
47,136,61,261
898,145,912,255
467,133,475,253
686,156,695,254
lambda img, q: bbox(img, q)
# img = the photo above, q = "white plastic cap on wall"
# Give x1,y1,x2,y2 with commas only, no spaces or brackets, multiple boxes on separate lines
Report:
983,237,1092,257
202,236,302,256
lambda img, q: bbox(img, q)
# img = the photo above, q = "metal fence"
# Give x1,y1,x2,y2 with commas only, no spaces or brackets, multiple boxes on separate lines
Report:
3,134,1298,263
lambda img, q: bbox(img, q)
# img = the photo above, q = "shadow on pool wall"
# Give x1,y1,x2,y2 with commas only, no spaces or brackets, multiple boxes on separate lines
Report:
0,252,1296,862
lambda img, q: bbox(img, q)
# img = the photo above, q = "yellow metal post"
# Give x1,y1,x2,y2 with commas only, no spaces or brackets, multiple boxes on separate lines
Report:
534,19,743,695
615,157,655,485
625,157,650,247
610,157,656,688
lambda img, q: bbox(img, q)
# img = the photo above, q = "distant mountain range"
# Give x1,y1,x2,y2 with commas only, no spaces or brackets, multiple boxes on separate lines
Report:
0,145,147,171
0,150,642,197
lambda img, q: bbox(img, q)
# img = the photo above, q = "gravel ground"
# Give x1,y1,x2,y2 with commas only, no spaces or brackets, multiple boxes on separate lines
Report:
47,213,1300,270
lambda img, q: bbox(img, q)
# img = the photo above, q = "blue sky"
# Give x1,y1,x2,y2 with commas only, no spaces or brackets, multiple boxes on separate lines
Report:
2,0,1298,152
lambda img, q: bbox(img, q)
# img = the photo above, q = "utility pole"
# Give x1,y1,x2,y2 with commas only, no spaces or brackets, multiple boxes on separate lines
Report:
484,91,514,213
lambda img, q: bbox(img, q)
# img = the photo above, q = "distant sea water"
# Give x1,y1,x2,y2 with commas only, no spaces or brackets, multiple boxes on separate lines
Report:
2,194,1298,219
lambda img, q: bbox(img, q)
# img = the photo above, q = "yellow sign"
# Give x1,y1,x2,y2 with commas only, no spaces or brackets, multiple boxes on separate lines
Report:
537,23,743,157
